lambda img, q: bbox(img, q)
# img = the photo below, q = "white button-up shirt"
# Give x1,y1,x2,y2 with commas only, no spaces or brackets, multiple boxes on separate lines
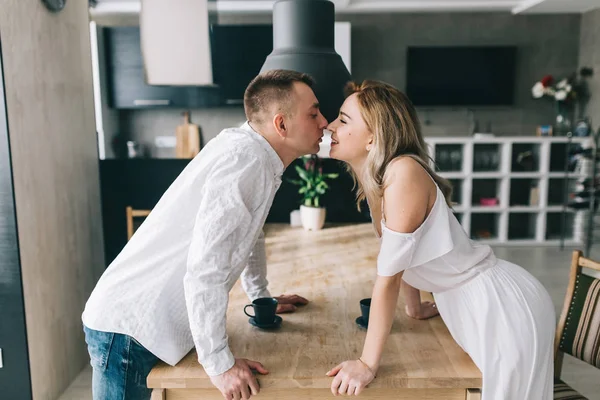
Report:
82,122,283,376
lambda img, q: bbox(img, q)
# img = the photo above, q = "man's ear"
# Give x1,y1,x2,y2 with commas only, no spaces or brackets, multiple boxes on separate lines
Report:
272,113,287,138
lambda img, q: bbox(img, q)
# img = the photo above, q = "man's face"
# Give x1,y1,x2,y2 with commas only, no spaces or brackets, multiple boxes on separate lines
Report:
284,82,328,156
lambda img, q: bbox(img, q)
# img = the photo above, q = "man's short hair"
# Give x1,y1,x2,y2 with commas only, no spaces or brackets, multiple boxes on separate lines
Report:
244,69,315,124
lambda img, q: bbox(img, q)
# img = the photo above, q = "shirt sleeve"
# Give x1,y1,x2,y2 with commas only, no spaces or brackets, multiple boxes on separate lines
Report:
376,229,417,277
240,228,271,301
184,153,268,376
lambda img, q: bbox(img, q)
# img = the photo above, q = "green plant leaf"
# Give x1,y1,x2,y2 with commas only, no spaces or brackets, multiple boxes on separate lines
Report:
295,166,310,181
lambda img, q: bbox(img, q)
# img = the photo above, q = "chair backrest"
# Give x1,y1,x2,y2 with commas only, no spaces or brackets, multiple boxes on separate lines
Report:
126,206,151,241
555,250,600,373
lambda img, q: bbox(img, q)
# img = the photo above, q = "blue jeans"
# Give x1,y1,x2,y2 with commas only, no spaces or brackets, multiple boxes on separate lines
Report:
83,325,159,400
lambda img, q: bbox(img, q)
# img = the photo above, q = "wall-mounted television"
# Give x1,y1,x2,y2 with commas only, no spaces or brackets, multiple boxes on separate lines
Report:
406,46,517,107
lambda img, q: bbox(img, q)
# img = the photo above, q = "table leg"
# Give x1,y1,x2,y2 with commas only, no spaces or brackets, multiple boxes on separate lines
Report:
151,388,165,400
466,388,481,399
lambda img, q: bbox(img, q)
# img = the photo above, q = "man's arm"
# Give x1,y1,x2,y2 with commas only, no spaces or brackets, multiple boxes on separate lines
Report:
240,229,271,301
184,154,267,376
240,231,309,313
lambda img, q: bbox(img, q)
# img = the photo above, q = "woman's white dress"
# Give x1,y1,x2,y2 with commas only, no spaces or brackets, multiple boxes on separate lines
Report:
376,180,555,400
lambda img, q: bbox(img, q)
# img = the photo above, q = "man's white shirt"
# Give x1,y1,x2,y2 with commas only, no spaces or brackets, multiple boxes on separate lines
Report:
82,122,283,376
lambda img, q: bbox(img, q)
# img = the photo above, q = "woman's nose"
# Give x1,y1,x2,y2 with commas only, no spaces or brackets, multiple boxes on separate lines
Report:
326,119,337,132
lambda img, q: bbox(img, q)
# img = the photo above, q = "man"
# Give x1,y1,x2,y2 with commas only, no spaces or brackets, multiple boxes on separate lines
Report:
82,69,328,400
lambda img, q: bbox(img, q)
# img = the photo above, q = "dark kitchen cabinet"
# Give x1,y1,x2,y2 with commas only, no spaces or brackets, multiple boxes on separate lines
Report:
104,27,222,109
99,158,370,266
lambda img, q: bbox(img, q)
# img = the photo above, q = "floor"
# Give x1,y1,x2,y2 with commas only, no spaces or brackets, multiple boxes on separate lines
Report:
59,245,600,400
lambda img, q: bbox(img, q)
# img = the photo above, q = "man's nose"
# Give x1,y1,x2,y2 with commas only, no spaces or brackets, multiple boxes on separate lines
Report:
319,112,328,129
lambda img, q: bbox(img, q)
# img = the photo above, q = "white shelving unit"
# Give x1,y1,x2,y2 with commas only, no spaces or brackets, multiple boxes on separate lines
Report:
425,136,590,246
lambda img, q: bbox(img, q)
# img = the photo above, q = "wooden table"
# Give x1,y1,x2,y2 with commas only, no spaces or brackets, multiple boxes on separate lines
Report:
148,223,482,399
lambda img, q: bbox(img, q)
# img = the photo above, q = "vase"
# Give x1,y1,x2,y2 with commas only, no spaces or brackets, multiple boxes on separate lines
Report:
300,205,326,231
554,101,572,136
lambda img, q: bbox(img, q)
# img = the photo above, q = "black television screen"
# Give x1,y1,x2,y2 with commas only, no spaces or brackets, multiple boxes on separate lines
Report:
211,25,273,103
406,46,517,106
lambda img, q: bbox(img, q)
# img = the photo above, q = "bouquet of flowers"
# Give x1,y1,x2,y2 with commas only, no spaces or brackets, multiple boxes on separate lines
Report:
531,67,593,104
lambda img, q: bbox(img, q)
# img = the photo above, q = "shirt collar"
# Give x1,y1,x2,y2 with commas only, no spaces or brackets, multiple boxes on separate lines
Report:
241,121,284,177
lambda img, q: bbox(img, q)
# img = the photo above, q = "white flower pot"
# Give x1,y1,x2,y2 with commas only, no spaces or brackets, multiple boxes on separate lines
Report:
300,205,326,231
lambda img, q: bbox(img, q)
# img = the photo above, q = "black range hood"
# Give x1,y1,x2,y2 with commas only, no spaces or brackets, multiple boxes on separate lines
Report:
260,0,351,122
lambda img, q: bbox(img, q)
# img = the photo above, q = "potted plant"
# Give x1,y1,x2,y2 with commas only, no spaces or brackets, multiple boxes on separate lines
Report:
288,154,338,231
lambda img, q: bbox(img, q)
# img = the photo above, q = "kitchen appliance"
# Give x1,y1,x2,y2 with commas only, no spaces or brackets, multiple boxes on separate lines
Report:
260,0,351,122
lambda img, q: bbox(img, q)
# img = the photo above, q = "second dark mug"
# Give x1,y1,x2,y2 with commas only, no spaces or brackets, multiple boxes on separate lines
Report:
360,298,371,325
244,297,278,324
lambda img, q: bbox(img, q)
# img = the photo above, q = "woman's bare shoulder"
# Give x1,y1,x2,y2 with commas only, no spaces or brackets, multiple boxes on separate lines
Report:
382,156,433,233
384,156,432,188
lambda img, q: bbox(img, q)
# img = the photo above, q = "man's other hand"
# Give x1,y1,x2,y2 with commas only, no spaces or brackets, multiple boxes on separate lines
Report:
274,294,309,313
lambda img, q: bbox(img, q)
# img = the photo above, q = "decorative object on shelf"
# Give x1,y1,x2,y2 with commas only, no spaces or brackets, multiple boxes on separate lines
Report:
111,132,131,159
473,133,495,139
529,183,540,206
288,155,339,231
175,111,202,159
574,119,592,137
536,125,553,137
126,141,142,159
41,0,66,13
479,198,498,206
515,150,536,172
531,68,594,136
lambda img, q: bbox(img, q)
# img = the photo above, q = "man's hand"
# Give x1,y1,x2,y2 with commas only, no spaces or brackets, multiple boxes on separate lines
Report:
209,358,269,400
274,294,309,313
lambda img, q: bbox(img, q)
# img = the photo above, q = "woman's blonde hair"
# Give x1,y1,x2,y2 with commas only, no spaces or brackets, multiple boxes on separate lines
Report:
344,80,453,210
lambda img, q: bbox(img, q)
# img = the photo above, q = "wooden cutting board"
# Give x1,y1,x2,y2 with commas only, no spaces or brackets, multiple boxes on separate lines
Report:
176,111,201,158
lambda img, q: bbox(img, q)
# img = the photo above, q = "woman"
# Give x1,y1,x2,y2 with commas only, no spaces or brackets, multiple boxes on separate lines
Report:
325,80,555,399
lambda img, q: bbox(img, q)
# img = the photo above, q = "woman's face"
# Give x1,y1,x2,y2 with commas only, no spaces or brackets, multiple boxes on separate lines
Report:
327,93,373,164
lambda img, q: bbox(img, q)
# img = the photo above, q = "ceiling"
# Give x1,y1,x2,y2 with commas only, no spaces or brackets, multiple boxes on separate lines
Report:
89,0,599,17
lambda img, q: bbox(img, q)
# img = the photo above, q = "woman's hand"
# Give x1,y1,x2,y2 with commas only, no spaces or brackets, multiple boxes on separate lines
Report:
405,301,439,320
326,359,375,396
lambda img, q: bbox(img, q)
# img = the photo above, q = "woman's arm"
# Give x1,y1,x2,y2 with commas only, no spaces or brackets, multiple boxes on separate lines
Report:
360,274,403,372
403,282,439,320
327,157,436,396
326,273,401,396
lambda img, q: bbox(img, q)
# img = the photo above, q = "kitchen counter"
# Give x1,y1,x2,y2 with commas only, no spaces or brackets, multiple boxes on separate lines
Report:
147,223,482,399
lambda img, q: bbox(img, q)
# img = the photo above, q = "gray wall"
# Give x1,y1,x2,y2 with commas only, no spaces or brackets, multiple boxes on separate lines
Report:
345,13,580,137
1,1,105,398
108,13,581,158
579,7,600,128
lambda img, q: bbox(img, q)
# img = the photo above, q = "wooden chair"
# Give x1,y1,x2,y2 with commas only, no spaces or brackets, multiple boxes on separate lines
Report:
126,206,151,241
554,250,600,400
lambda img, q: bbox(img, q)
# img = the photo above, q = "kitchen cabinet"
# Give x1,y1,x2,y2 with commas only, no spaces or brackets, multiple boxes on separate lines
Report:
104,27,222,109
99,158,370,266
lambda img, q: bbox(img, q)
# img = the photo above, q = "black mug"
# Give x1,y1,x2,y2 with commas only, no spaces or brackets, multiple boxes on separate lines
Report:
244,297,278,324
360,298,371,325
